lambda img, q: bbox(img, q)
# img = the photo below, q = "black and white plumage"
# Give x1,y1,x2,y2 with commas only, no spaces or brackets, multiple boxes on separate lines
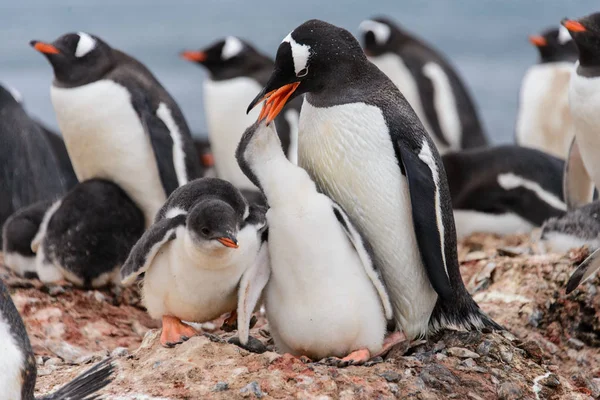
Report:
358,17,488,154
236,120,392,361
31,32,202,226
443,145,566,238
0,278,114,399
247,19,500,339
0,84,69,241
516,26,578,158
120,177,267,347
181,37,301,190
33,179,145,288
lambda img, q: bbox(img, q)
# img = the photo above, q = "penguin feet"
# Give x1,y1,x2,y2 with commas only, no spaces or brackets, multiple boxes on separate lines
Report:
221,310,238,332
321,349,372,368
160,316,198,348
373,331,407,358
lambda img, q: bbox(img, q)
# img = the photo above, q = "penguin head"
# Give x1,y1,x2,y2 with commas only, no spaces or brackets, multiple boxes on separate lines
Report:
562,13,600,67
529,26,578,63
181,37,270,80
247,19,366,122
358,17,406,57
30,32,114,86
187,198,241,250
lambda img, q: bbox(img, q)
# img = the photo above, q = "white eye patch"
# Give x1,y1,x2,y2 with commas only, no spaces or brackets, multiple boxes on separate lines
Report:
282,32,311,75
75,32,97,58
558,25,572,44
221,36,244,60
358,20,391,45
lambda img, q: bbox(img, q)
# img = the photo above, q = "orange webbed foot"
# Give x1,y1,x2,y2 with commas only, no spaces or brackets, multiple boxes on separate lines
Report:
160,315,198,348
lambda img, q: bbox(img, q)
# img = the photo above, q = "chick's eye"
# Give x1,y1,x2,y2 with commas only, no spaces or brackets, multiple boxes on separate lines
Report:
297,67,308,77
201,227,210,235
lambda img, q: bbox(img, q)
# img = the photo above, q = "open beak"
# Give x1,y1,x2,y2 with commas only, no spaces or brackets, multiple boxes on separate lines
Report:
30,41,60,55
248,82,300,124
217,236,238,249
528,35,547,47
180,50,207,62
562,19,587,33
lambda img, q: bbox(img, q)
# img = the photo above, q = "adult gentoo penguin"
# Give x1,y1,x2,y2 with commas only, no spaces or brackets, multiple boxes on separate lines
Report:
181,36,301,190
247,20,500,339
0,278,114,399
515,25,578,158
444,145,566,238
31,32,202,226
358,17,488,154
121,177,268,347
237,119,399,364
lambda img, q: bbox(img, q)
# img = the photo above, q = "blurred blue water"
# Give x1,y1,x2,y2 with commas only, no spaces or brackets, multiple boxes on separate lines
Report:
0,0,596,142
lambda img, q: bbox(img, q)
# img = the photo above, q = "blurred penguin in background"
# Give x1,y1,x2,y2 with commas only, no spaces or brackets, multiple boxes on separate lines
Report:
516,25,578,159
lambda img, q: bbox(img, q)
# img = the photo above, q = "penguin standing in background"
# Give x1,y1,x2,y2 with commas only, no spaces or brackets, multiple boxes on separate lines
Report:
0,278,114,399
36,123,78,189
248,20,500,340
31,32,202,227
516,26,578,158
181,37,301,190
444,145,566,238
0,84,68,238
121,178,268,347
358,17,488,154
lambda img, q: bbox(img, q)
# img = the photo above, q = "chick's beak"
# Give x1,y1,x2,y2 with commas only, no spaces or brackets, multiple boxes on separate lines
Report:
217,235,239,249
562,19,587,33
30,41,60,54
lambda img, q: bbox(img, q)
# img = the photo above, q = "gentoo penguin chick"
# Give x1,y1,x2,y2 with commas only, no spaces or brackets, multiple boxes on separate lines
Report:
358,17,488,154
237,118,394,364
31,32,202,226
0,278,114,399
33,179,145,288
248,20,500,340
120,177,268,347
181,36,301,190
540,200,600,254
516,25,578,158
562,14,600,211
444,145,566,238
0,83,68,239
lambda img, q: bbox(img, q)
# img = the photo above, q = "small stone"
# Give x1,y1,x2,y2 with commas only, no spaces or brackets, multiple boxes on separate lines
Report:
379,370,400,383
467,393,485,400
92,290,106,302
231,367,249,377
499,348,513,364
36,356,45,366
265,351,281,364
435,353,447,361
152,361,161,369
213,382,229,392
541,374,560,388
497,382,522,400
518,340,544,363
388,383,399,394
44,357,62,366
462,358,477,368
111,347,128,358
476,340,493,356
567,338,585,350
528,309,543,327
240,381,263,398
447,347,480,359
432,341,446,353
47,285,65,296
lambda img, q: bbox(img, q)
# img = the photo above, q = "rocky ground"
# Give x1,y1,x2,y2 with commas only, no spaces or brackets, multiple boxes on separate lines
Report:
2,231,599,399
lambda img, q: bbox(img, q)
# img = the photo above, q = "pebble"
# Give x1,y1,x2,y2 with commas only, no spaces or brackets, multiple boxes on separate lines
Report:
92,291,107,303
231,367,249,378
240,381,263,398
379,370,400,383
467,393,485,400
213,382,229,392
497,382,522,400
462,358,477,368
111,347,129,358
567,338,585,350
499,348,513,364
388,383,399,394
540,374,560,388
447,347,480,359
476,340,493,356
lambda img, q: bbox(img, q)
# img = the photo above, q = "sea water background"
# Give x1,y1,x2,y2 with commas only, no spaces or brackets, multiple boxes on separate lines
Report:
0,0,596,142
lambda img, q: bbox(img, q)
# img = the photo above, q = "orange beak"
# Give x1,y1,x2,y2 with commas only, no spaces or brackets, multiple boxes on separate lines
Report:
562,19,587,33
201,152,215,168
217,237,239,248
180,51,207,62
256,82,300,124
528,35,547,47
31,41,60,55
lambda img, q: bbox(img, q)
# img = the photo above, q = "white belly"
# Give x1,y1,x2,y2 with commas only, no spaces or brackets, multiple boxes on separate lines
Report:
570,67,600,190
265,194,386,359
142,225,260,322
51,81,166,226
368,53,449,153
298,100,437,339
0,313,25,400
516,63,574,158
453,209,534,238
204,78,262,190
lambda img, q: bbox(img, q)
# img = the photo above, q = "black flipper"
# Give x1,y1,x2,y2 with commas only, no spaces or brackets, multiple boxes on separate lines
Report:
566,248,600,294
564,136,594,210
40,358,114,400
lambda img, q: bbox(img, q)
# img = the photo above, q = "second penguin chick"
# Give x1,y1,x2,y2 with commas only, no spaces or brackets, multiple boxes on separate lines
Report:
121,177,268,348
539,200,600,254
236,118,393,365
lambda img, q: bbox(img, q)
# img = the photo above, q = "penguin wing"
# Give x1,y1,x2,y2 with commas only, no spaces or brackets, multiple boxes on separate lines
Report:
397,141,454,300
120,214,186,285
564,137,595,210
237,242,271,345
128,87,181,196
331,203,393,320
566,247,600,293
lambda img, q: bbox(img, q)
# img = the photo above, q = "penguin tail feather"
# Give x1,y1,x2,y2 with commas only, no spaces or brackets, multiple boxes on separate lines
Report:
39,357,114,400
428,297,504,335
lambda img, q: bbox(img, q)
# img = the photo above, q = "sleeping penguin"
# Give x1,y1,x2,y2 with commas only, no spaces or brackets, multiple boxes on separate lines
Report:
120,177,268,347
0,278,114,399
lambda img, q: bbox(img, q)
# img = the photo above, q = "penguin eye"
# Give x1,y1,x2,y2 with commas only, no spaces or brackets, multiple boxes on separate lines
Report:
201,227,210,235
296,67,308,78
